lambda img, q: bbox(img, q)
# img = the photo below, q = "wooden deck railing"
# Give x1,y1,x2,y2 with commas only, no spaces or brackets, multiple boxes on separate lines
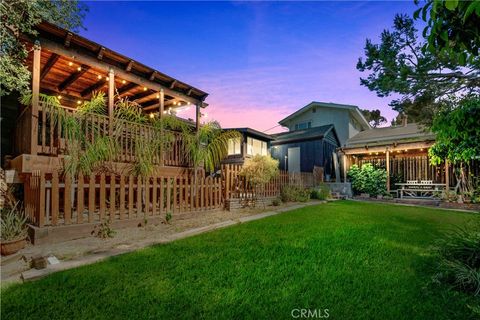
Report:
24,170,223,227
15,102,191,167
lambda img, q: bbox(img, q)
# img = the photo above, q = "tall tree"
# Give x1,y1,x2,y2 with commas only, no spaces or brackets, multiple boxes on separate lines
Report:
361,109,387,128
0,0,87,96
357,14,480,125
415,0,480,63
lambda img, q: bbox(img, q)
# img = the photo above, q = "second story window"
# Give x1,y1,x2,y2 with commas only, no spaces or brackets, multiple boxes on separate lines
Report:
228,138,241,155
294,122,311,130
247,137,267,156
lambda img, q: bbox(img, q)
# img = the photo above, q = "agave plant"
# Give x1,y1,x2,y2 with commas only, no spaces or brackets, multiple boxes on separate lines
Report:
0,201,28,241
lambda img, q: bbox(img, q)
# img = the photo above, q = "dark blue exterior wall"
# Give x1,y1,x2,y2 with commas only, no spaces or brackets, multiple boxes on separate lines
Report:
270,130,339,175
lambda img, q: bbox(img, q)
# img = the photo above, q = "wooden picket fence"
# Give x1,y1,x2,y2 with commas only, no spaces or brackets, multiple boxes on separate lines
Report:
222,164,315,200
24,170,223,227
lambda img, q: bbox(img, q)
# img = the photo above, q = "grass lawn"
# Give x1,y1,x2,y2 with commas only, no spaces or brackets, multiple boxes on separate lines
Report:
2,201,479,319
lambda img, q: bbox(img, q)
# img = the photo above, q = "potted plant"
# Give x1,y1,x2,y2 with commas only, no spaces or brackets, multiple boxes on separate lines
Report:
1,201,28,256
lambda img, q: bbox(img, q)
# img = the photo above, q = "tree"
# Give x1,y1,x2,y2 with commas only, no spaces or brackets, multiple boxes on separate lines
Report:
0,0,87,96
429,95,480,195
415,0,480,63
239,155,279,207
357,14,480,126
361,109,387,127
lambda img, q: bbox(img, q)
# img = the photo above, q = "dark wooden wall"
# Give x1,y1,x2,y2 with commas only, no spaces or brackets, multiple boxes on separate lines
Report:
1,93,20,166
271,130,339,175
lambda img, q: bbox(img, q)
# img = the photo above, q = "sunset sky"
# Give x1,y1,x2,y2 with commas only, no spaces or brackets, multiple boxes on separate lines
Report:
82,1,417,133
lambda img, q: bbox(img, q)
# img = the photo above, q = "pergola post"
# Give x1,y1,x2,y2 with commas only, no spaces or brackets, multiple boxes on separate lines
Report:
158,89,164,118
196,102,201,131
342,154,348,183
159,89,165,166
445,159,450,191
108,68,114,135
386,149,391,192
31,40,41,155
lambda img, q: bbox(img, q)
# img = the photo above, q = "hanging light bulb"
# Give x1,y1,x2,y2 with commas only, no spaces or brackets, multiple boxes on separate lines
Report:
149,113,155,119
122,80,126,84
77,66,82,71
156,94,160,99
68,61,73,66
97,75,102,80
143,87,147,91
77,100,82,105
57,95,62,100
106,76,109,81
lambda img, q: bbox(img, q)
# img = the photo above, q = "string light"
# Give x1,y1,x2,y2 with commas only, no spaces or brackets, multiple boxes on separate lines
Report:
404,149,408,152
143,87,147,91
106,77,109,81
77,100,82,105
57,95,62,100
97,75,102,80
149,113,155,119
156,94,160,99
77,66,82,71
68,62,73,66
122,80,126,84
420,148,424,151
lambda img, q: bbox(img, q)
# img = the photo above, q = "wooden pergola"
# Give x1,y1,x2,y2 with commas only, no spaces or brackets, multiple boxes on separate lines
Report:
339,124,450,191
23,21,208,156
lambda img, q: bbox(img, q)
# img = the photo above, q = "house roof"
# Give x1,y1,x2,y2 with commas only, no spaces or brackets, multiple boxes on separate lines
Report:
278,101,371,130
345,123,435,148
271,124,337,145
223,127,274,141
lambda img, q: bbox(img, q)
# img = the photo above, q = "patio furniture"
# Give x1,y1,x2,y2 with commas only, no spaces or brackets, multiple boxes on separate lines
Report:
395,181,446,199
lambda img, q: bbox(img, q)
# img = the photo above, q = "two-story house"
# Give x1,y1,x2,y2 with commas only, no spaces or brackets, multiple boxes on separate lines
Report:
271,102,371,178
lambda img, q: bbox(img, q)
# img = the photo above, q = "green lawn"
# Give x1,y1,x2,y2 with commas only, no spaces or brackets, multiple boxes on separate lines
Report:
2,201,479,319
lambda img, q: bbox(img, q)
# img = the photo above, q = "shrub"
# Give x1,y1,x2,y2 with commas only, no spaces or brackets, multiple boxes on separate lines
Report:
347,164,387,196
310,184,331,200
91,220,116,239
271,198,281,206
280,185,310,202
431,222,480,296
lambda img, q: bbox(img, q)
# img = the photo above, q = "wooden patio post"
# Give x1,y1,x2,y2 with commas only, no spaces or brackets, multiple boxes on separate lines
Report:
159,89,165,166
342,154,348,183
108,68,115,135
31,40,41,155
158,89,164,118
386,149,391,192
195,102,201,131
445,159,450,191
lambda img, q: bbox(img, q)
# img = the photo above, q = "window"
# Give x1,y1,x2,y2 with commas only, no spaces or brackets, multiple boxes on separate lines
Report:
294,122,311,130
228,138,241,155
247,137,267,156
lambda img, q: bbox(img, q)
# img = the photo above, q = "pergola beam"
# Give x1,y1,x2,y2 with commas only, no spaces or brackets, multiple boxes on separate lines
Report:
130,90,154,101
35,36,201,104
81,79,107,97
97,47,105,60
117,82,139,95
125,60,134,72
58,64,90,92
342,141,435,155
40,53,59,80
